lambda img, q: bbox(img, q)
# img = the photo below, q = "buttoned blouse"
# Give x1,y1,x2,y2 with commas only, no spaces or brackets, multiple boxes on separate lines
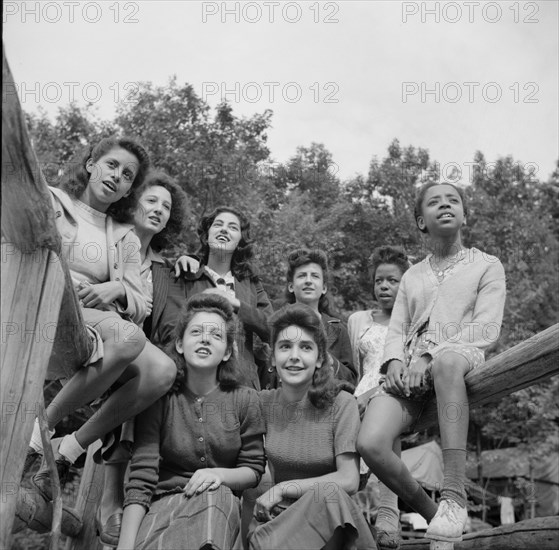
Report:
124,386,266,510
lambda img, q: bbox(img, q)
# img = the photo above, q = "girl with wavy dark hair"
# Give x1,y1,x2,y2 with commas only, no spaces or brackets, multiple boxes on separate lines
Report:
95,170,190,546
118,294,266,550
248,303,376,550
28,138,176,524
164,206,274,390
284,248,357,386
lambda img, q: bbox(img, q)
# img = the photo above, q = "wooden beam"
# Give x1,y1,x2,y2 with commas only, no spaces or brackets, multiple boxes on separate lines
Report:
1,47,92,547
401,516,559,549
64,444,105,550
414,324,559,432
0,248,65,547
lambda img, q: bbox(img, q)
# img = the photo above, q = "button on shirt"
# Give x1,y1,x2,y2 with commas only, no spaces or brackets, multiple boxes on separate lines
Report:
123,386,266,509
204,266,236,298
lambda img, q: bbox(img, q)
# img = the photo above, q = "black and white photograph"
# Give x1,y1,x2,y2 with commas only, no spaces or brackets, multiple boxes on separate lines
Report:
2,1,558,549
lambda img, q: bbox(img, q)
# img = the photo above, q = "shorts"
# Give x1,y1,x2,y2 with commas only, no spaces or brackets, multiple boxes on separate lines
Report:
370,343,485,403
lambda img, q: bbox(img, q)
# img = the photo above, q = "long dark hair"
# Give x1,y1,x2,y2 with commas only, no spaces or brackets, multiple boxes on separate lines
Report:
60,136,150,221
284,248,334,316
132,170,189,252
196,206,258,282
167,293,240,393
414,182,468,234
270,303,342,409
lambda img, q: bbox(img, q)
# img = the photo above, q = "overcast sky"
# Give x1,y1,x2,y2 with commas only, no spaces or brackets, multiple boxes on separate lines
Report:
3,1,558,182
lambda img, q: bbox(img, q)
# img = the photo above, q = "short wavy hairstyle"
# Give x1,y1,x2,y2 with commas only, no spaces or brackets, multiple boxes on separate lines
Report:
131,170,189,252
368,245,411,299
284,248,333,316
60,136,150,222
196,206,258,282
167,293,240,393
413,182,468,234
270,303,344,409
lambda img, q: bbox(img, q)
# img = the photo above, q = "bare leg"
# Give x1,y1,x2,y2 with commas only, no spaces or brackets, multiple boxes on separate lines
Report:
357,395,438,522
46,317,146,429
74,342,176,448
99,461,126,524
432,351,471,506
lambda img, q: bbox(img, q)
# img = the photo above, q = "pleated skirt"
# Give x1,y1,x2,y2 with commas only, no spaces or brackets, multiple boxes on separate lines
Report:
135,486,242,550
248,482,377,550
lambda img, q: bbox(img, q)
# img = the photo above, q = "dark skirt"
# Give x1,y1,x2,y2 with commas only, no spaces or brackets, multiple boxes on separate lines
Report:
248,482,377,549
135,486,242,550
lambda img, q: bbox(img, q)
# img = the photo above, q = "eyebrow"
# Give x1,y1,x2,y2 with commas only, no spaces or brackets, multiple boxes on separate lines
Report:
427,192,460,200
277,338,315,346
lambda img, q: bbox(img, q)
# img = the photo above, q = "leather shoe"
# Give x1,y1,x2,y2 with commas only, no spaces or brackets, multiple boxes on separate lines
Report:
96,507,123,547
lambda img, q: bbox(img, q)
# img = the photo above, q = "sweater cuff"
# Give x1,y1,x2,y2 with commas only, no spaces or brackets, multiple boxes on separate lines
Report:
123,491,152,511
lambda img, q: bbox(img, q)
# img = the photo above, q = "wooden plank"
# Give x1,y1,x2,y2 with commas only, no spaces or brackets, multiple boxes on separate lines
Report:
1,48,59,251
65,443,105,550
0,249,65,548
414,324,559,432
401,516,559,549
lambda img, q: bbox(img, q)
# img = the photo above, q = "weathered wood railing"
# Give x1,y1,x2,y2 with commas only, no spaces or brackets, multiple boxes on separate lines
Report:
1,46,558,549
1,47,95,549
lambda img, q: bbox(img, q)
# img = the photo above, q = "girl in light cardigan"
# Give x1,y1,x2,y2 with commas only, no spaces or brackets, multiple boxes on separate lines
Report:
357,182,506,546
28,138,176,508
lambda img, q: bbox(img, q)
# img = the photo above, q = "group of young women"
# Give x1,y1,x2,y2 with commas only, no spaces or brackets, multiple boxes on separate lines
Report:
25,135,507,550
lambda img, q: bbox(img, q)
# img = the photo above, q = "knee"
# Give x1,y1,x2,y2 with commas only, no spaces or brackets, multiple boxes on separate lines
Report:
431,353,467,385
357,430,386,465
147,354,177,395
107,322,146,363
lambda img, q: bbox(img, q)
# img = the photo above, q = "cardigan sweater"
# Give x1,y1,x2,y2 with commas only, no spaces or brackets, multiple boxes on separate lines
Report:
124,386,266,511
381,247,506,373
49,186,147,325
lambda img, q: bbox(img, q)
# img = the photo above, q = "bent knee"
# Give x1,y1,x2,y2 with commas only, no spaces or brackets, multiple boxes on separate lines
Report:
431,352,469,381
103,321,146,362
146,354,177,394
357,431,390,463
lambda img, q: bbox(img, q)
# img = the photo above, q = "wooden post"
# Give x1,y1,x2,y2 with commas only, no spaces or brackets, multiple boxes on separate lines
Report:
0,247,65,546
65,444,105,550
1,46,92,547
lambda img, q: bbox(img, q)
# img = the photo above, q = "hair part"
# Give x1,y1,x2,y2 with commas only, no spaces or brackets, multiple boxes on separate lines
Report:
284,248,334,316
132,170,190,252
167,293,240,393
270,303,342,409
196,206,258,282
60,136,150,222
413,182,468,234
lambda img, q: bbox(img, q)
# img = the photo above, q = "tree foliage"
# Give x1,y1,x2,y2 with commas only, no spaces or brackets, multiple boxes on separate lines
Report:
24,80,558,457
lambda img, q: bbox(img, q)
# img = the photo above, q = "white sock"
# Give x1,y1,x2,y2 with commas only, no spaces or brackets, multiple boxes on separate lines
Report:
58,433,86,464
29,418,54,454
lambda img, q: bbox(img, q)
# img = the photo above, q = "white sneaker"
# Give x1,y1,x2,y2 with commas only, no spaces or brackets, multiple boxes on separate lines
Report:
425,499,467,542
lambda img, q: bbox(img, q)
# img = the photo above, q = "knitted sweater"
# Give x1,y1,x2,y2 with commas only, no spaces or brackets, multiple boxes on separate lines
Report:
381,247,506,373
124,386,266,510
259,389,360,484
